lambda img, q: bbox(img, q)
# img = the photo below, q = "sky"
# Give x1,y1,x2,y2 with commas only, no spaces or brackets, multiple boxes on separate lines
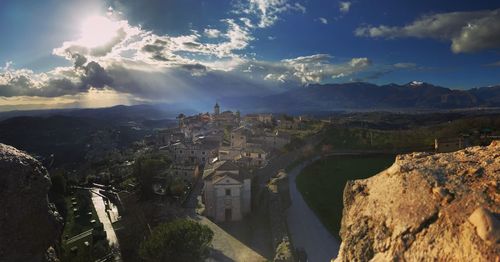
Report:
0,0,499,111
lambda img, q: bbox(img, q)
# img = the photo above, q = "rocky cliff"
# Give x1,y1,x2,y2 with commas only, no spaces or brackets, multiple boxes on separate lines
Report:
336,141,499,261
0,143,62,261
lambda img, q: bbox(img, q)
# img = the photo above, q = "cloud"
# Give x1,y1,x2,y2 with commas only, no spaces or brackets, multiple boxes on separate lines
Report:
245,54,372,84
236,0,306,28
0,59,114,97
0,1,378,109
355,8,500,53
393,62,417,69
53,18,142,59
318,17,328,24
204,28,222,38
339,2,351,13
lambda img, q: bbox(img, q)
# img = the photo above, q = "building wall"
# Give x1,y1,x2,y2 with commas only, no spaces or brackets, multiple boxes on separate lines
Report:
214,183,243,222
435,138,464,153
203,180,215,218
203,176,251,222
173,145,216,165
242,151,267,167
242,179,251,214
231,132,247,148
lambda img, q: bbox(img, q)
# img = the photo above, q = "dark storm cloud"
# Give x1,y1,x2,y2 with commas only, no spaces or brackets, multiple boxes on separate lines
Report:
0,61,113,97
142,44,165,53
81,61,113,89
72,53,88,69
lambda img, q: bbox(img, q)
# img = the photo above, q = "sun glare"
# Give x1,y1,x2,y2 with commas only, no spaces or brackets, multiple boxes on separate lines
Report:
79,15,119,48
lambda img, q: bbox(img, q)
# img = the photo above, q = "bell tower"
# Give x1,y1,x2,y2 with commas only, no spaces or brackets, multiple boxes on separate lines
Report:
214,102,220,115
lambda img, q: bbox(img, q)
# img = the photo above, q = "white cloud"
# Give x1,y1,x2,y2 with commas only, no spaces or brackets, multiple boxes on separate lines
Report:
355,8,500,53
318,17,328,24
204,28,222,38
393,62,417,69
245,54,372,84
1,0,379,107
238,0,307,28
339,2,351,13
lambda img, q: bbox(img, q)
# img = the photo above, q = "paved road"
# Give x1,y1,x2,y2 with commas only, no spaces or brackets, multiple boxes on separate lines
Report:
91,192,120,248
286,160,340,262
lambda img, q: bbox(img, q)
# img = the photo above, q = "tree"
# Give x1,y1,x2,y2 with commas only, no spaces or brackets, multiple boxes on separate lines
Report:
133,154,170,199
139,219,214,262
48,170,68,218
50,171,67,195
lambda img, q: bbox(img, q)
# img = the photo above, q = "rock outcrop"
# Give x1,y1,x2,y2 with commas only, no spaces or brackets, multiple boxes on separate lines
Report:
336,141,499,261
0,143,62,261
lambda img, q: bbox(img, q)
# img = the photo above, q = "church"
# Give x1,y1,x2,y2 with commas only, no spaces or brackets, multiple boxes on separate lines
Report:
202,160,251,222
211,102,240,126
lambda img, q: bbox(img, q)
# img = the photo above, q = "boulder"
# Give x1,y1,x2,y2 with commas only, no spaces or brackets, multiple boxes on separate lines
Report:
0,143,62,261
335,141,500,261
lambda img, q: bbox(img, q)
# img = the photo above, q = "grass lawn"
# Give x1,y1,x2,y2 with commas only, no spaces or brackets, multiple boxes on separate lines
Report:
296,155,395,238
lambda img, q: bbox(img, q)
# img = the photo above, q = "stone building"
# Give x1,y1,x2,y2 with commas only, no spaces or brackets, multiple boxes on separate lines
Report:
237,147,268,168
434,137,466,153
202,161,251,222
170,140,219,165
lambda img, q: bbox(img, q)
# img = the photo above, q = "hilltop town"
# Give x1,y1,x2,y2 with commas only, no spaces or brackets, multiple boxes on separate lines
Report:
0,103,499,262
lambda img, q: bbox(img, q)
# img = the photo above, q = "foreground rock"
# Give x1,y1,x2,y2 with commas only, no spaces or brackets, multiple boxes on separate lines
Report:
0,144,62,261
336,141,500,261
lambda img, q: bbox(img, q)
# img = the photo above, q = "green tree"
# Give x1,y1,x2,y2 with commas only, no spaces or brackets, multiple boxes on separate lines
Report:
133,154,170,199
139,219,214,262
48,170,68,218
50,171,67,195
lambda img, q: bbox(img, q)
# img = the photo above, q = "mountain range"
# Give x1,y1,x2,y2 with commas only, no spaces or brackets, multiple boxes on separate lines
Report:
222,82,500,113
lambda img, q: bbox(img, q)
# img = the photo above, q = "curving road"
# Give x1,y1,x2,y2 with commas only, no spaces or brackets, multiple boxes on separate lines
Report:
286,160,340,262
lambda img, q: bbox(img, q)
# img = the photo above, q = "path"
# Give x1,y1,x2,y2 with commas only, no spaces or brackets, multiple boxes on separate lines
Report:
192,215,267,262
91,191,122,261
286,160,340,262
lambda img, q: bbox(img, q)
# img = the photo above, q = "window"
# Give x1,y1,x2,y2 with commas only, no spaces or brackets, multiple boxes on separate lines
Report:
246,152,251,157
258,153,262,158
225,189,231,196
179,150,183,154
202,151,205,155
191,150,194,154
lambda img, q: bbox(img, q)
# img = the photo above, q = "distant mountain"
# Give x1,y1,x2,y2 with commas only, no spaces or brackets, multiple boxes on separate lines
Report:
221,82,500,113
0,104,188,166
0,104,195,122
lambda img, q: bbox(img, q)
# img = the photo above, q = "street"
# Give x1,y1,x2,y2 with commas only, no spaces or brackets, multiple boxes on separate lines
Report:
286,161,340,262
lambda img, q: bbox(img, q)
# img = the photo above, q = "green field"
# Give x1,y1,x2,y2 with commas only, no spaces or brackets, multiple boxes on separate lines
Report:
296,155,395,238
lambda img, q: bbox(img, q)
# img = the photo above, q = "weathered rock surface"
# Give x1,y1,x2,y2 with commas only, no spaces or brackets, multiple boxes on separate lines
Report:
0,143,62,261
335,141,500,261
